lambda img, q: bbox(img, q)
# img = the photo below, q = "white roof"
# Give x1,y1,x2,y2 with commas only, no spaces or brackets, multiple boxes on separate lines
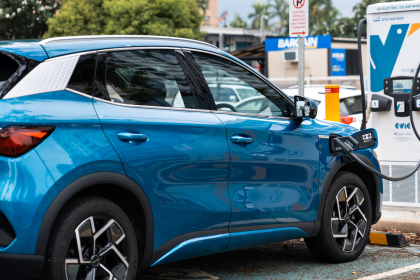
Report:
367,1,420,15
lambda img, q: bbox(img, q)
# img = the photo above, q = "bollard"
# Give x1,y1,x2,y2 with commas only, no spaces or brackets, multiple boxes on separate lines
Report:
325,85,340,122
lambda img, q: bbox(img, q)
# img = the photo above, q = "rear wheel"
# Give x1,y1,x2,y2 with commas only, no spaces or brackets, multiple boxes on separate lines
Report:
305,171,372,263
44,197,138,280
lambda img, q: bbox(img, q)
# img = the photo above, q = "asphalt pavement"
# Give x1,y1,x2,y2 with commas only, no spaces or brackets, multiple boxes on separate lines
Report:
138,240,420,280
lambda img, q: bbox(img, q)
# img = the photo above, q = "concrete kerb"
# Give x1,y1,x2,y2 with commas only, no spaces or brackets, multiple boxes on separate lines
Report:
372,206,420,234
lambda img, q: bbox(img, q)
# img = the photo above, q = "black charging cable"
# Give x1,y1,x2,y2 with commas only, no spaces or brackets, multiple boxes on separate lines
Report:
358,19,367,130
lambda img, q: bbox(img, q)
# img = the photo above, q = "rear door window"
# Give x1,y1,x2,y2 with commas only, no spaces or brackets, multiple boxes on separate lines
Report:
67,54,96,95
96,49,197,109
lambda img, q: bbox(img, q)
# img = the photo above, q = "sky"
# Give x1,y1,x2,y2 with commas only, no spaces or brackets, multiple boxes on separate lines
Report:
218,0,362,25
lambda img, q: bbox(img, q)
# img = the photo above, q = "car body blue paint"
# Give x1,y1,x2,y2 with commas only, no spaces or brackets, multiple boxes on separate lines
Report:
151,233,231,266
0,90,124,254
214,114,320,228
151,227,308,266
93,99,232,249
0,150,57,254
0,40,48,61
0,37,383,275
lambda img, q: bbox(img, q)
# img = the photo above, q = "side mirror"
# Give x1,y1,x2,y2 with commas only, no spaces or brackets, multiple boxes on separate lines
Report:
292,95,318,119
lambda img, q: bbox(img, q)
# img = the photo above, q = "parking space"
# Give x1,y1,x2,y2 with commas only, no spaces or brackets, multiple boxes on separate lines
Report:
138,240,420,280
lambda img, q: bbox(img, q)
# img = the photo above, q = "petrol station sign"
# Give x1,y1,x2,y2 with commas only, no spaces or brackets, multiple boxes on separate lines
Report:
289,0,309,37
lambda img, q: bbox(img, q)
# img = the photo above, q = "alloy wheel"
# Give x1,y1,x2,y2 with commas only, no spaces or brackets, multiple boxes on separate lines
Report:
331,186,367,252
65,216,129,280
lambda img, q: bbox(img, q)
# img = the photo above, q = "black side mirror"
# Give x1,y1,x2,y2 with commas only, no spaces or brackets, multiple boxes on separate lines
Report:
292,95,318,119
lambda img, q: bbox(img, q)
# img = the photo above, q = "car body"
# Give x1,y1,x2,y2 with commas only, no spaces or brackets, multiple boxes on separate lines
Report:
282,86,364,128
0,36,382,279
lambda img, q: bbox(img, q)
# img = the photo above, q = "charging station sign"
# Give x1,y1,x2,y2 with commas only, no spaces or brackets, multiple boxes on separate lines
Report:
289,0,309,37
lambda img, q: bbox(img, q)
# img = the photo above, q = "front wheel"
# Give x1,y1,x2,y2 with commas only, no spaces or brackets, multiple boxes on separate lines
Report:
305,171,372,263
43,197,138,280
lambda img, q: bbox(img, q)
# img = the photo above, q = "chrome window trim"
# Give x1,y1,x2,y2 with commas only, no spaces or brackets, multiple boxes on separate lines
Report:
66,88,93,99
45,51,97,62
211,110,291,120
93,97,211,113
98,46,181,53
319,135,330,139
181,48,295,110
39,35,219,50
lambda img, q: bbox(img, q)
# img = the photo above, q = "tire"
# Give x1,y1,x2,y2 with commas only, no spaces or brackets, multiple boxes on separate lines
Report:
43,197,138,280
305,171,372,263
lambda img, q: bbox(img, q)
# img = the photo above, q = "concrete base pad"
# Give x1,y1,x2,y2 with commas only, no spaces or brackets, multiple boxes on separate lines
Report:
372,218,420,234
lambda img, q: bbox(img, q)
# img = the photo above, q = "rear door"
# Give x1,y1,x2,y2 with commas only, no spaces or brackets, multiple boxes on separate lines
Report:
185,50,320,230
92,48,232,250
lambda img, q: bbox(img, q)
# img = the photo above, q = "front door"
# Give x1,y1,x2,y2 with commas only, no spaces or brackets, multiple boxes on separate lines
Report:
189,50,320,229
92,48,232,250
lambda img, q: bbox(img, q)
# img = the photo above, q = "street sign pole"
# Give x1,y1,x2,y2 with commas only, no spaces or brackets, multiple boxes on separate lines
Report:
298,36,305,96
289,0,308,96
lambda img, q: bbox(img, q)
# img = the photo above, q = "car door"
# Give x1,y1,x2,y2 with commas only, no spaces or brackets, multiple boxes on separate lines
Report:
186,50,320,230
91,48,231,251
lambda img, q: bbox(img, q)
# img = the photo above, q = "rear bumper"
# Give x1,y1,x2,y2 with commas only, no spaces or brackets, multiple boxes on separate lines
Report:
0,253,44,279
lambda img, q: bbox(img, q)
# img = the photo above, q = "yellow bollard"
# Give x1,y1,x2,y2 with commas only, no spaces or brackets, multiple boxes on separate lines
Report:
325,85,340,122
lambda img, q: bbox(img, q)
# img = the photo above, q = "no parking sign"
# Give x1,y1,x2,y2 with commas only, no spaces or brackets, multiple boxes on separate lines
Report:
289,0,309,37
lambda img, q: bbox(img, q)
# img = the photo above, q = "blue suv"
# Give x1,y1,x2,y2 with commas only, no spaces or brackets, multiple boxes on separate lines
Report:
0,36,382,280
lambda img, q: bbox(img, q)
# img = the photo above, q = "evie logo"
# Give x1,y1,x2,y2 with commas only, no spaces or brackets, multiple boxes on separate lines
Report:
395,123,411,129
373,17,381,22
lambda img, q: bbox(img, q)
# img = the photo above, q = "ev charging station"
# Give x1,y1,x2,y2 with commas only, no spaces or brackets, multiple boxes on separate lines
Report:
367,1,420,207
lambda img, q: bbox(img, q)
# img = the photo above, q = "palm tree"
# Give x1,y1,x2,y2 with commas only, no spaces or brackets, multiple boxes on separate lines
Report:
248,1,271,30
270,0,288,36
230,14,248,28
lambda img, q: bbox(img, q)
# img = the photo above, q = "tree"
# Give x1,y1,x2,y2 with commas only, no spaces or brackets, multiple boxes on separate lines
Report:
230,14,248,28
44,0,204,40
331,0,407,38
248,1,271,29
270,0,288,36
0,0,61,40
309,0,340,36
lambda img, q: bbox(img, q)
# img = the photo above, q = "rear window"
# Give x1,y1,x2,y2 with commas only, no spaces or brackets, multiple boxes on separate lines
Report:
0,53,19,88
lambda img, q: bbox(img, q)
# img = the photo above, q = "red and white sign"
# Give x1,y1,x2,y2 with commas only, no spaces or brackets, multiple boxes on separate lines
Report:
289,0,308,37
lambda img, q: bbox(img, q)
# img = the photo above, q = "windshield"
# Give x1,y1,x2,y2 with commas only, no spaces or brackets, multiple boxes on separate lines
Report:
340,96,363,115
236,87,260,100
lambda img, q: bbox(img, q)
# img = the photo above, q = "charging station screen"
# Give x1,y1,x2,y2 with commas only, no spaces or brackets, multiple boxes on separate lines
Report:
393,79,412,93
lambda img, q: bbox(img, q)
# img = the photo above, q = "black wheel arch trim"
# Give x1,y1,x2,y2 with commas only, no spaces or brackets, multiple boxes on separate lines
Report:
312,154,381,236
35,172,154,269
0,253,44,279
150,221,314,266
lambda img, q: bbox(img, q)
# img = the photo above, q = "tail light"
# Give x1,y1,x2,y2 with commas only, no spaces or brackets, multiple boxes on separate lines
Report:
0,126,55,157
340,116,354,125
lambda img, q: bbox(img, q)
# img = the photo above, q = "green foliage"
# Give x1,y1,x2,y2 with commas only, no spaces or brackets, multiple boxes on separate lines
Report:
309,0,340,36
44,0,204,40
269,0,288,36
43,0,104,37
248,1,271,29
332,0,407,38
230,13,248,28
0,0,60,40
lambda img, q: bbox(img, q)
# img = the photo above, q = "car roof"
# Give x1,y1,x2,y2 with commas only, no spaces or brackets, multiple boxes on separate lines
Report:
0,35,221,61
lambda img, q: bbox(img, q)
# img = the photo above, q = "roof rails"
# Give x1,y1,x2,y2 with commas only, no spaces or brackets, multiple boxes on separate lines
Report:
40,35,218,49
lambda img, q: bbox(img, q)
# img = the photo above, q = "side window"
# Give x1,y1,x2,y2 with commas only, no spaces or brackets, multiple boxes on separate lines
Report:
97,49,197,109
191,52,289,117
67,54,96,95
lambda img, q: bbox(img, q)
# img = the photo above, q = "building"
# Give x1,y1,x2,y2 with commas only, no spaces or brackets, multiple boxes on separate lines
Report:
231,35,368,88
201,26,274,53
200,0,218,27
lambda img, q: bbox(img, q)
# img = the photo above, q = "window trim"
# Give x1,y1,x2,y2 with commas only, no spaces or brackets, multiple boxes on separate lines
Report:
93,47,210,112
182,48,294,120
